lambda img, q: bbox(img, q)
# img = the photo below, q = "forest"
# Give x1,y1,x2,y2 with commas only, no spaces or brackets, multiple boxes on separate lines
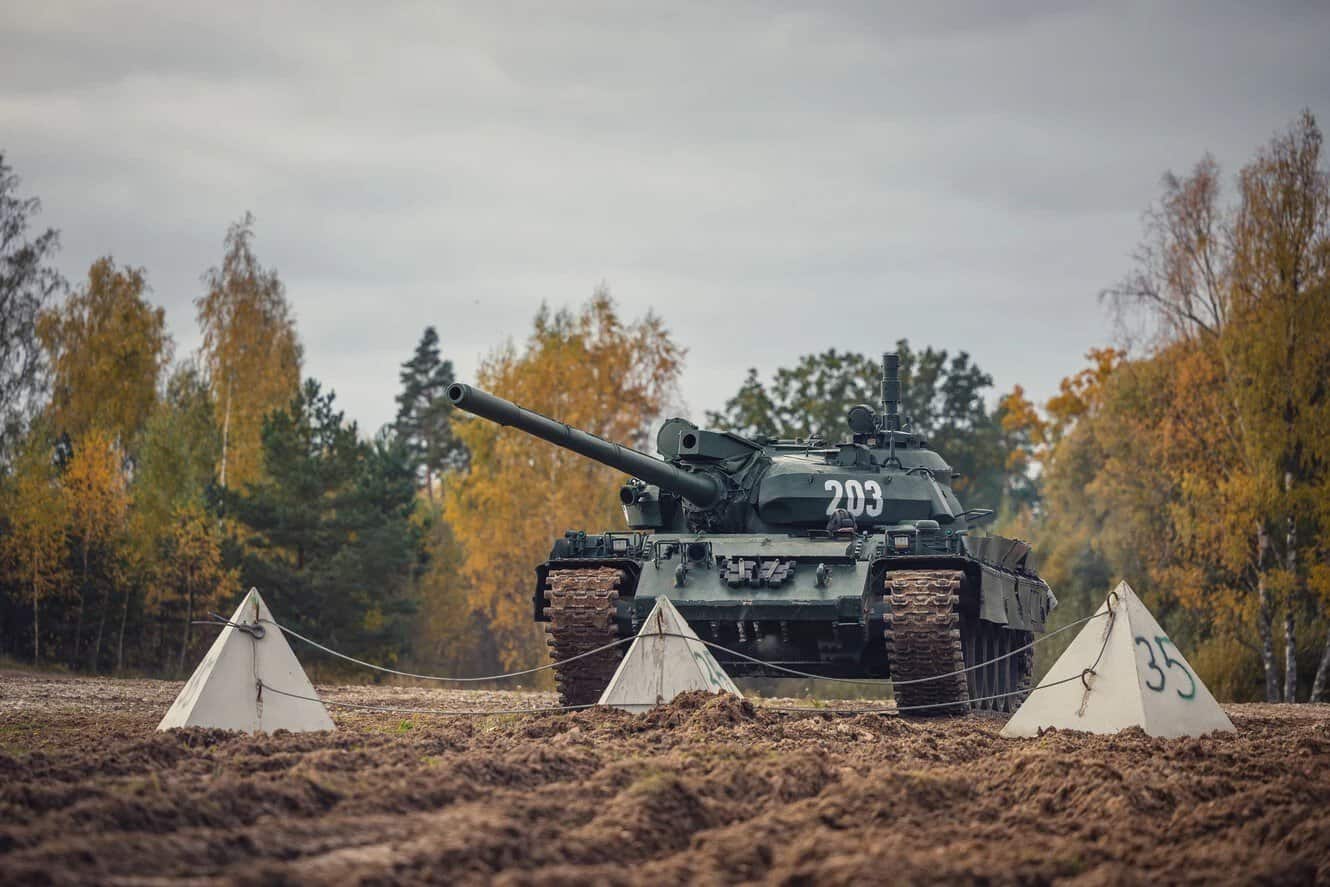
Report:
0,111,1327,702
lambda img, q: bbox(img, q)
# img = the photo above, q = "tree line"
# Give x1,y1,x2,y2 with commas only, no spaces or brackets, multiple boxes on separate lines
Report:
1,110,1327,700
0,191,428,675
1005,111,1330,702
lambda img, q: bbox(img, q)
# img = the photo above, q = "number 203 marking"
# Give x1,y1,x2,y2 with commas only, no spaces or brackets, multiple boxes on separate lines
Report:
1134,635,1197,700
824,479,884,517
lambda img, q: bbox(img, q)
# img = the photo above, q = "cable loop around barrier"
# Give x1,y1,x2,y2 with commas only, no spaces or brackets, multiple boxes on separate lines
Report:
193,613,265,639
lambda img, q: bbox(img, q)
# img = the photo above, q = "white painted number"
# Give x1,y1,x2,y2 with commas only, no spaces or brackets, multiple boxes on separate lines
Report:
845,479,865,514
865,480,884,517
825,478,884,518
824,479,843,514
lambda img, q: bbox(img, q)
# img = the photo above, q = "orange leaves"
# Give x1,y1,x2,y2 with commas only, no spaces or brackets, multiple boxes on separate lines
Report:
1042,347,1125,441
63,428,129,556
0,433,69,609
444,290,683,670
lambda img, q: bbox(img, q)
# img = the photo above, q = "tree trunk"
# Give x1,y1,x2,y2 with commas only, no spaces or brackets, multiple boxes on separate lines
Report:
1283,610,1297,703
116,587,130,673
1283,481,1298,703
92,586,109,673
1311,628,1330,702
220,376,232,489
178,578,193,678
73,544,88,666
32,585,40,664
1256,522,1280,702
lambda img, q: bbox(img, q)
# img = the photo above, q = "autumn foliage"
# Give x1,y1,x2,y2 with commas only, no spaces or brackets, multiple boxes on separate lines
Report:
444,292,682,671
1014,112,1330,701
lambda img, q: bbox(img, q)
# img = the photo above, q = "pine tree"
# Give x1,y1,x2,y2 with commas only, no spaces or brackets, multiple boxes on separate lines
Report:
230,380,419,663
394,326,466,500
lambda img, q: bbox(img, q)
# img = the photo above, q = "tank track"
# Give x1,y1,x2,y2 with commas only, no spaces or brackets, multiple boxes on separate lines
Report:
542,567,626,706
884,569,970,715
884,568,1035,716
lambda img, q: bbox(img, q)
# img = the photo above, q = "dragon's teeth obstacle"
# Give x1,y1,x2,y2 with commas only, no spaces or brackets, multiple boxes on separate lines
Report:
158,588,334,734
599,596,741,712
1002,581,1234,738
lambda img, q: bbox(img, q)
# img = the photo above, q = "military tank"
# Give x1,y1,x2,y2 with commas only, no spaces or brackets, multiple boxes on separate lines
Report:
446,353,1055,714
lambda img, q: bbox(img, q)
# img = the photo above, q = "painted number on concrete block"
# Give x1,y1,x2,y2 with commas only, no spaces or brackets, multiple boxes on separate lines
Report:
1134,634,1197,700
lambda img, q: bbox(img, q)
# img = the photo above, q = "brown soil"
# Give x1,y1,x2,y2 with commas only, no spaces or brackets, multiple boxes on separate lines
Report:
2,671,1329,885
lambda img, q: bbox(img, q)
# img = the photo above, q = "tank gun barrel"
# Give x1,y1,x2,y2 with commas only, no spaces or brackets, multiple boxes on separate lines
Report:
446,383,723,508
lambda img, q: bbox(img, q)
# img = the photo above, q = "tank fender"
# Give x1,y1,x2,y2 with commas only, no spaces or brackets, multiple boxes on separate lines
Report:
976,565,1056,631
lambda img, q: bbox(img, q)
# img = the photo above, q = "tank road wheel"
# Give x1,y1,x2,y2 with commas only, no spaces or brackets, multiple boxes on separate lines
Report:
963,619,1034,714
543,567,626,707
884,570,970,716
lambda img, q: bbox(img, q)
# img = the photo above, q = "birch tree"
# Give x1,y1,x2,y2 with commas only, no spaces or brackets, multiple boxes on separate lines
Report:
196,213,301,490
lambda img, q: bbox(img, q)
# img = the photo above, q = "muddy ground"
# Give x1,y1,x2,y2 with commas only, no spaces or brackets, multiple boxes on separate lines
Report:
2,672,1329,885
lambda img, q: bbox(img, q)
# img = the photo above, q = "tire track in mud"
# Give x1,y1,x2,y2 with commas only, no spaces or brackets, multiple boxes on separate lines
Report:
2,673,1329,885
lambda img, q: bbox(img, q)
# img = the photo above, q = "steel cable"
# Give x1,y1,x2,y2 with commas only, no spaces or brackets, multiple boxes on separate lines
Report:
255,609,1104,689
251,596,1119,718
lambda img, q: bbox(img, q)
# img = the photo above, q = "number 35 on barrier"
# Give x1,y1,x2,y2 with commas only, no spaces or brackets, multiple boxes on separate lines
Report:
1134,635,1197,700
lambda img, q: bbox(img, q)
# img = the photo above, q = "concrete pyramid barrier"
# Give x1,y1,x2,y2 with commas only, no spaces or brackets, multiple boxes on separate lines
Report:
158,588,334,734
1002,580,1234,738
599,596,741,712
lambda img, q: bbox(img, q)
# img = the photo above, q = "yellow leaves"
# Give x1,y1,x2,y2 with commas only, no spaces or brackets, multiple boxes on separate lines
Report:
37,257,171,442
63,428,129,555
1309,562,1330,610
444,291,683,670
196,215,302,489
0,433,69,606
363,607,384,634
999,385,1042,439
153,501,234,616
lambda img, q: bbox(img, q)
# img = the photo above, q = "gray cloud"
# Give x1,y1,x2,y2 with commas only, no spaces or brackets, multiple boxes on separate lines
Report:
3,0,1327,434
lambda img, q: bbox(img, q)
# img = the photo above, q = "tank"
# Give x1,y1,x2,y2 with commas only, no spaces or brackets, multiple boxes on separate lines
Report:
446,352,1056,714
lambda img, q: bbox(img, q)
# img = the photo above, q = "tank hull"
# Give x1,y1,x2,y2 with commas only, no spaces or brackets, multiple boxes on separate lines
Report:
538,530,1055,695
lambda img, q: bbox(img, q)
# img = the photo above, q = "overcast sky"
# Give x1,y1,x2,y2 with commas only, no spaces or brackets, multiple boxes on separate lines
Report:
4,2,1328,434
